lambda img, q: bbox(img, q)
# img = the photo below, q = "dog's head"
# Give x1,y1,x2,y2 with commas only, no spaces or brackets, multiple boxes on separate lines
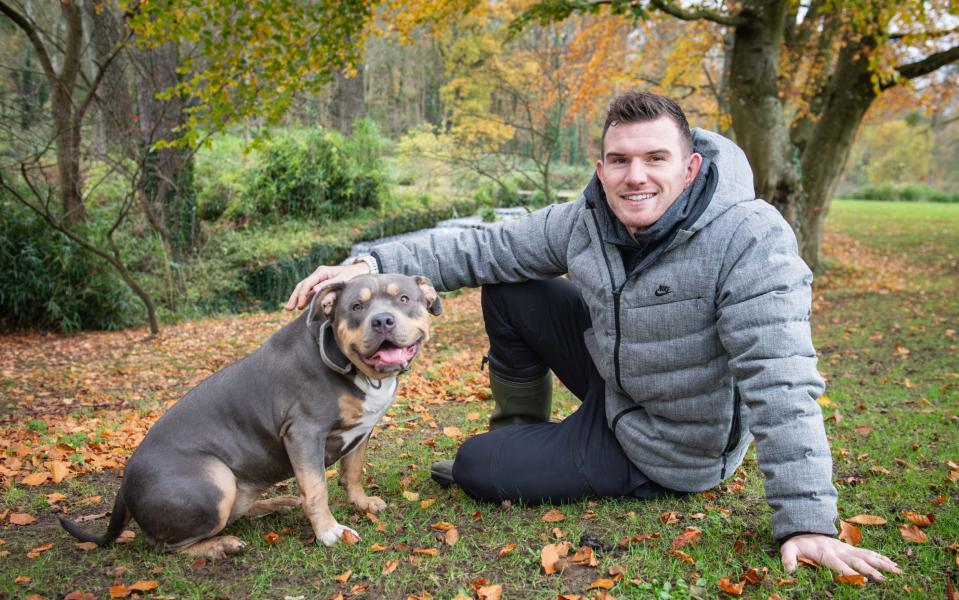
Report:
309,274,441,379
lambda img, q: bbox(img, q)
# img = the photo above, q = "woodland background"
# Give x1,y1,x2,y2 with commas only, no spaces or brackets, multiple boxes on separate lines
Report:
1,0,958,598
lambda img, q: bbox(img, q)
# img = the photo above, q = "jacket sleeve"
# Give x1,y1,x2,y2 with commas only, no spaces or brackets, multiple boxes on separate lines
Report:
715,204,838,541
370,200,580,291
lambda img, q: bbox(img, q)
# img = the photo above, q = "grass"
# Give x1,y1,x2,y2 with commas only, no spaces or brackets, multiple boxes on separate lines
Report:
1,200,958,599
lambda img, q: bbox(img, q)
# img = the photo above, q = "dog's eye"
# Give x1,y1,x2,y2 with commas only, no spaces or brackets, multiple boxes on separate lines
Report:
351,302,363,311
399,295,410,304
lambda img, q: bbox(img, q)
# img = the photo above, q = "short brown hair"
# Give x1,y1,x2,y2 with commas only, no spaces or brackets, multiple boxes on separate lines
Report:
601,91,693,156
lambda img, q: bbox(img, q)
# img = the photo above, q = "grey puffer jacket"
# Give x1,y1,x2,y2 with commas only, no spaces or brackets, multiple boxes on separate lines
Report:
372,129,838,540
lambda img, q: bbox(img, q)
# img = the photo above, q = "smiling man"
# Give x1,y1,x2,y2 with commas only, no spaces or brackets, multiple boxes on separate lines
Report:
286,91,899,581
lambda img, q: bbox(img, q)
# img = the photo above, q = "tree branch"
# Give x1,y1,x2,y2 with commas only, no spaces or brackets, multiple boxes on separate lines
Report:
888,27,959,41
0,0,57,82
887,44,959,88
649,0,747,27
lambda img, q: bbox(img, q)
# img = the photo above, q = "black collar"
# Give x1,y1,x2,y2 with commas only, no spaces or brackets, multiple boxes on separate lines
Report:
318,320,353,375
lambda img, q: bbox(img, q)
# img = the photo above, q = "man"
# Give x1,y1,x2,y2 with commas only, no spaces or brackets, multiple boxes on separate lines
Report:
286,91,899,580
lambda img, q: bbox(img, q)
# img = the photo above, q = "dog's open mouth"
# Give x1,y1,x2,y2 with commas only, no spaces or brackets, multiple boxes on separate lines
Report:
361,338,421,371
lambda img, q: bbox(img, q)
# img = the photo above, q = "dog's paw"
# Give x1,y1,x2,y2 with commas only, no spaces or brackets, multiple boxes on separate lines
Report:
316,523,360,547
215,536,247,555
351,495,387,513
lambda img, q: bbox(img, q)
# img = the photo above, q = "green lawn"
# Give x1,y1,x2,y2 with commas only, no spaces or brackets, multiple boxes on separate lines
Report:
1,199,957,599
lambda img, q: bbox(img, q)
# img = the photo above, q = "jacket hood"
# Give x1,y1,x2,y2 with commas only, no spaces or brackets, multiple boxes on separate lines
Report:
582,127,755,236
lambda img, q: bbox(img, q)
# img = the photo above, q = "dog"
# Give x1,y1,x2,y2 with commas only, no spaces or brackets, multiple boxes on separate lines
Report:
59,274,441,558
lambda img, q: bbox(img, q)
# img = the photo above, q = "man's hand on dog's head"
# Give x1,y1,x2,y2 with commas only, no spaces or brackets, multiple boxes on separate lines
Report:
285,262,370,311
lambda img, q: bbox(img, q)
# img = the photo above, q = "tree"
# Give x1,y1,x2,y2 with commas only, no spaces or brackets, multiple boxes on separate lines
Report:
516,0,959,269
400,0,629,200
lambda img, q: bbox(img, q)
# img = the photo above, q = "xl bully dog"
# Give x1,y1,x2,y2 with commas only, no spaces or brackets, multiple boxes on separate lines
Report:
60,274,441,558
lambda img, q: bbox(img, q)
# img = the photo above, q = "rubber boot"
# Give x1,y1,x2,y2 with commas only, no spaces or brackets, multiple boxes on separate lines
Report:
487,356,552,430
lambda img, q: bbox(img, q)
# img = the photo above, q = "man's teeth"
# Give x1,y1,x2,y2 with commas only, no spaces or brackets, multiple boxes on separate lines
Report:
624,193,655,201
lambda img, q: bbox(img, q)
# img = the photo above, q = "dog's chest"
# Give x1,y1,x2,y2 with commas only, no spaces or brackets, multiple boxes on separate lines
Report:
325,375,397,465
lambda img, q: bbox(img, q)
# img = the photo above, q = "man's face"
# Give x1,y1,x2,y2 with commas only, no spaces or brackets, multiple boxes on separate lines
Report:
596,116,702,235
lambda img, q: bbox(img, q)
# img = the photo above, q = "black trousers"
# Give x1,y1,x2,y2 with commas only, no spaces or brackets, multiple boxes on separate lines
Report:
451,278,671,503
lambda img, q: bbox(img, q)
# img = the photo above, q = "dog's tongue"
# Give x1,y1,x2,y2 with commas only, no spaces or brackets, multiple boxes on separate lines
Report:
364,344,416,368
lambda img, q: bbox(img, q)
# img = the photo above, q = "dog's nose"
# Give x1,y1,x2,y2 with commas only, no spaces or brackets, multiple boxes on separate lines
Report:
370,312,396,334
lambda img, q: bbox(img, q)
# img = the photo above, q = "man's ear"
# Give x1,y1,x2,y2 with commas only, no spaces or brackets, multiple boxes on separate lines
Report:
307,282,346,327
415,276,442,316
684,152,703,187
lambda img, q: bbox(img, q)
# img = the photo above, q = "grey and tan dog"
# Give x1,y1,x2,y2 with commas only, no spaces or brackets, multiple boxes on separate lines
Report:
60,274,441,558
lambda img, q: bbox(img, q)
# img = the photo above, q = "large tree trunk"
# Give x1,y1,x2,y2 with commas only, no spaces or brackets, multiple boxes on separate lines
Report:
86,0,135,147
727,0,806,233
332,68,366,134
50,0,86,224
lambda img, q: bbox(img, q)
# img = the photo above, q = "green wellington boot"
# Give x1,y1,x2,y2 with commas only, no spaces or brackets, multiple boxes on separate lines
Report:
487,366,553,430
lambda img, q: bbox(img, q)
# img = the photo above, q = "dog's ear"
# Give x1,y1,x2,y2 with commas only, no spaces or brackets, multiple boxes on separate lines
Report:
414,276,442,316
307,282,346,326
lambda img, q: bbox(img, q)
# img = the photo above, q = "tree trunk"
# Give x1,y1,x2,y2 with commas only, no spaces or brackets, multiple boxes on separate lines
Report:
86,0,135,147
52,0,86,224
133,42,196,259
333,68,366,134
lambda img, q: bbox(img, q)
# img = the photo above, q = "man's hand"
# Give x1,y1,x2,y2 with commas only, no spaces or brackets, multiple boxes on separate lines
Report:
284,262,370,310
781,534,900,581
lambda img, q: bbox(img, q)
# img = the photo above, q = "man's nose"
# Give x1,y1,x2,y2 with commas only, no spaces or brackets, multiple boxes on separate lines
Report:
625,160,648,185
370,312,396,334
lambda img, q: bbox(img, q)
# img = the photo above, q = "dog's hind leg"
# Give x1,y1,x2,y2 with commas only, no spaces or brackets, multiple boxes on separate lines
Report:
245,495,302,518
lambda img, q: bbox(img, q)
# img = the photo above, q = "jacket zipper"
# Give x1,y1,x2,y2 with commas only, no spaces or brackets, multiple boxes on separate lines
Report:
588,208,625,391
720,387,742,480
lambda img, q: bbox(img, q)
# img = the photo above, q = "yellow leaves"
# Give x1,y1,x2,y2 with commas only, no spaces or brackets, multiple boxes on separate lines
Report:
402,490,420,502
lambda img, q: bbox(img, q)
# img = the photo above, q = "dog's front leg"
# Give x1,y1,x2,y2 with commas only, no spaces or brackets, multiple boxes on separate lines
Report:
284,427,358,547
340,436,386,513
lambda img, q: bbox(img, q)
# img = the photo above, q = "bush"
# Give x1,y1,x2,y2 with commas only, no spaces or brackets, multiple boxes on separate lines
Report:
245,128,385,221
841,183,958,203
0,196,140,332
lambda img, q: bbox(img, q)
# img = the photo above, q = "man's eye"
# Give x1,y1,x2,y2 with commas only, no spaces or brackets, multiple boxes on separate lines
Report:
399,295,410,303
648,155,665,162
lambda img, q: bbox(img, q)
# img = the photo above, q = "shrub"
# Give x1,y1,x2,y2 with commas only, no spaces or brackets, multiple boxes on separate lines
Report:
245,129,385,221
841,183,959,203
0,195,140,332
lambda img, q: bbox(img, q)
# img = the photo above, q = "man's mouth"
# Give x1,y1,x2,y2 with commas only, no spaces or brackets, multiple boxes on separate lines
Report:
360,338,421,371
623,192,656,202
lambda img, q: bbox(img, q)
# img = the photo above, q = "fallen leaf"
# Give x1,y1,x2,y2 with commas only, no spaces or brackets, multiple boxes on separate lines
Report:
26,542,54,558
898,524,927,543
733,539,747,554
932,495,947,506
551,527,564,538
541,508,566,522
15,575,31,584
839,520,863,546
9,513,36,526
340,530,360,545
21,472,50,486
671,527,702,550
51,461,70,483
263,532,282,544
445,527,459,546
381,560,399,575
413,547,438,556
846,514,887,526
835,574,867,587
74,541,98,551
541,541,572,575
108,584,131,598
335,570,352,583
77,495,102,506
776,578,797,586
64,592,96,600
370,543,387,552
797,556,820,568
618,533,660,546
816,395,834,407
660,511,680,524
471,511,482,521
672,549,695,564
442,427,462,438
498,543,516,557
901,511,934,527
402,490,420,502
588,578,615,590
46,493,68,505
739,567,768,585
430,521,456,531
129,580,158,592
570,546,599,567
419,498,436,509
476,584,502,600
350,583,369,594
466,412,480,421
718,577,745,596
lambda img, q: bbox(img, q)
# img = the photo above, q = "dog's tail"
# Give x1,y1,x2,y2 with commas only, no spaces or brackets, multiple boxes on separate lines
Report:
58,490,131,547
